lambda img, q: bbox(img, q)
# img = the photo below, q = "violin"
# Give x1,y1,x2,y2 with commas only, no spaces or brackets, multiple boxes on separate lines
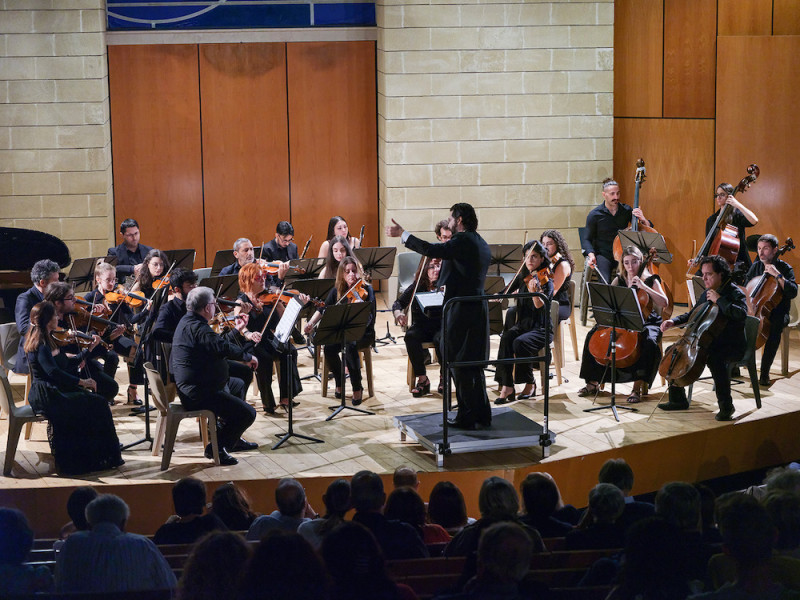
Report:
209,312,238,335
342,279,368,303
257,289,324,309
258,261,306,276
151,276,171,291
104,285,146,307
745,238,795,349
51,328,111,352
549,252,563,272
74,297,112,319
524,268,551,292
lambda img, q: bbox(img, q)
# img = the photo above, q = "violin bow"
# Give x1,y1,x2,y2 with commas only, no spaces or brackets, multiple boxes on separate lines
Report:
260,282,287,337
503,243,538,295
402,256,428,330
358,225,365,248
336,278,366,306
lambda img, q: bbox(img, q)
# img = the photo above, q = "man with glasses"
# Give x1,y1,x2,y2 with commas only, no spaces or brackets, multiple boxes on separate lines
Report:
705,182,759,274
260,221,299,281
107,218,153,280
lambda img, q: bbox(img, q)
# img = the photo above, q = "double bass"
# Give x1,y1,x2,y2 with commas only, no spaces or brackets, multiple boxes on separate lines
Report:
745,238,795,349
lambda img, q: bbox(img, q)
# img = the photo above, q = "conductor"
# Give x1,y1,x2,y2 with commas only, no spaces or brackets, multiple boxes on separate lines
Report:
386,203,492,429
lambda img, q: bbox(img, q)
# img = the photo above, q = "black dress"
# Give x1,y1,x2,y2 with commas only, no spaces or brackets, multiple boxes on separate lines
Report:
551,256,573,322
27,344,122,475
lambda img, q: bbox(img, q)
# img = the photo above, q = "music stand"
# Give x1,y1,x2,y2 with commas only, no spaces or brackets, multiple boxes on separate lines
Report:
355,247,398,346
285,258,326,283
314,302,374,420
292,278,336,379
66,256,115,293
488,244,523,277
200,275,240,299
210,250,235,276
583,283,645,421
163,249,196,270
616,230,673,265
686,275,706,307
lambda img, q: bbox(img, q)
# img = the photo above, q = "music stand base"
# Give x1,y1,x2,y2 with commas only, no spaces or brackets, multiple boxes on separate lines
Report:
272,431,324,450
326,403,375,420
584,403,638,422
374,321,396,346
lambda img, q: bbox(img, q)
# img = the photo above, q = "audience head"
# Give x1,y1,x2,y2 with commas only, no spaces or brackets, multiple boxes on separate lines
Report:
351,470,385,513
598,458,635,494
384,487,427,533
275,478,306,518
765,465,800,494
476,522,534,584
322,478,351,518
763,490,800,552
588,483,625,524
428,481,468,532
618,517,686,595
392,466,419,490
655,482,701,531
715,492,776,571
178,531,250,600
211,482,257,530
0,508,34,565
172,477,207,518
67,486,98,531
31,259,60,289
520,472,560,518
321,521,392,595
85,494,130,530
478,476,519,521
694,483,717,533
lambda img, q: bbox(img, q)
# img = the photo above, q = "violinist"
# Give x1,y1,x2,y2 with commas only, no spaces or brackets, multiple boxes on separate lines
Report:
582,178,653,285
43,281,120,406
106,218,153,280
14,258,61,375
220,238,254,277
23,301,123,474
577,246,668,404
317,216,361,258
392,258,443,397
319,235,357,280
540,229,575,323
129,248,169,298
658,256,747,421
236,262,308,414
494,241,554,404
305,257,375,406
261,221,299,266
706,183,758,272
745,234,797,386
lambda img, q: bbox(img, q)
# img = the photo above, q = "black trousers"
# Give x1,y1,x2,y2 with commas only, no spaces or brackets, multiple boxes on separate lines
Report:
594,254,616,287
761,310,788,376
80,358,119,403
251,342,302,409
495,325,552,387
445,302,490,426
405,320,442,379
179,377,256,451
326,334,374,392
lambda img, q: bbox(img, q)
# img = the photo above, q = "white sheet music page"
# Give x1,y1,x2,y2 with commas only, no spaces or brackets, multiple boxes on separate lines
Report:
275,298,303,344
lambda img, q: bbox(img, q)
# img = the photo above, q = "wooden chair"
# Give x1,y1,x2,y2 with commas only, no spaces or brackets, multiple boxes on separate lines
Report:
143,362,220,470
535,300,562,387
321,345,374,399
407,341,438,392
1,366,46,476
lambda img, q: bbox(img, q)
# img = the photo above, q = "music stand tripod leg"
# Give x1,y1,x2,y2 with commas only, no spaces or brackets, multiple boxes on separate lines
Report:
273,348,323,449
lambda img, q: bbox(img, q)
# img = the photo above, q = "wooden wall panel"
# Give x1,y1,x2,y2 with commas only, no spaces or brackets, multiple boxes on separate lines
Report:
716,36,800,256
287,42,378,253
774,0,800,35
718,0,773,35
199,44,290,264
664,0,716,117
614,0,664,117
108,45,204,260
614,118,715,304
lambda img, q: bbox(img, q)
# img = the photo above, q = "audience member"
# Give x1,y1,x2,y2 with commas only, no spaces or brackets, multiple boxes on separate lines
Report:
428,481,473,537
393,465,420,490
178,531,250,600
210,482,259,532
598,458,655,533
695,482,723,544
56,494,177,592
350,470,428,560
744,463,800,500
297,478,351,549
764,491,800,558
385,487,450,544
239,531,330,600
321,521,418,600
247,478,312,540
0,508,54,596
154,477,227,545
57,485,98,544
518,472,574,537
565,483,625,550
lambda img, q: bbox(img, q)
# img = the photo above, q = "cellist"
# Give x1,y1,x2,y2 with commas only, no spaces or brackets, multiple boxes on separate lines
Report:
706,182,759,273
658,256,747,421
744,234,797,386
577,246,668,403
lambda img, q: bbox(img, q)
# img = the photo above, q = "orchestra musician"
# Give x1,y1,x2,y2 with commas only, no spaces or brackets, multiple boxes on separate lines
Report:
387,203,492,430
744,234,797,386
706,182,759,273
392,258,443,397
23,301,123,474
171,286,259,466
14,259,61,375
317,216,361,258
129,248,169,297
107,218,153,280
319,235,357,280
494,241,554,405
582,178,653,285
540,229,575,323
577,246,668,404
260,221,299,266
304,257,375,406
220,238,254,277
435,219,453,243
658,256,747,421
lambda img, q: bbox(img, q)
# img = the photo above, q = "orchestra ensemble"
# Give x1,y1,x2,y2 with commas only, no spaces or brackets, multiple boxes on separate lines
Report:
9,166,797,474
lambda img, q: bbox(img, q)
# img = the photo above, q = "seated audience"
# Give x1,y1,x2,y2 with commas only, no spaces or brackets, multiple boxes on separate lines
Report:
58,485,98,542
565,483,626,550
518,472,574,538
298,478,351,549
428,481,473,537
598,458,655,534
393,465,420,491
239,531,330,600
0,508,54,596
178,531,250,600
56,494,177,592
247,478,312,540
385,487,451,544
695,482,723,544
321,521,418,600
350,470,428,560
764,491,800,559
210,482,259,532
153,477,227,545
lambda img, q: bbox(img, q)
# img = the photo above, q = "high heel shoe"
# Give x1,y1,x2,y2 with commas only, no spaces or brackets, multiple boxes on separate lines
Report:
494,391,516,405
279,400,300,412
352,390,364,406
411,379,431,398
518,381,537,400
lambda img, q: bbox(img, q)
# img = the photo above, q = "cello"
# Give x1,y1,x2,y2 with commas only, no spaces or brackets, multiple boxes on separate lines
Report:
745,237,795,349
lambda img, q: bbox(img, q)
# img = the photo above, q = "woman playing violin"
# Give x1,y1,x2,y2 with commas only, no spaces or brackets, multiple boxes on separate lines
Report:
23,301,123,475
305,256,375,406
494,241,554,404
540,229,575,323
236,262,308,414
130,248,169,298
317,216,361,259
319,235,357,280
578,245,668,403
392,258,443,397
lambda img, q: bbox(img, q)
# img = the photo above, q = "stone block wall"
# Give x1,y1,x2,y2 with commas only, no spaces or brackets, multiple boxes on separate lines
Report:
377,0,613,255
0,1,113,261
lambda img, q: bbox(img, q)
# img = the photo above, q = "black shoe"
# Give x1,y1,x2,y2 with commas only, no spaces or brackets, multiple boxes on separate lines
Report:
658,401,689,411
759,375,771,387
447,418,476,430
335,389,342,399
715,407,735,421
518,382,537,400
263,405,276,415
232,438,258,452
205,444,238,466
494,392,515,405
130,406,146,415
411,379,431,398
352,391,364,406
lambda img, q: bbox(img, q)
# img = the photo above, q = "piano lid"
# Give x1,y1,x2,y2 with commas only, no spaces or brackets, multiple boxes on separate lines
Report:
0,227,71,271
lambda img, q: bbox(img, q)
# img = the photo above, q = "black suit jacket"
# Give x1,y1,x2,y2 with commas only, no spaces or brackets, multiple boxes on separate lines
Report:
13,286,45,374
260,239,298,263
107,242,153,278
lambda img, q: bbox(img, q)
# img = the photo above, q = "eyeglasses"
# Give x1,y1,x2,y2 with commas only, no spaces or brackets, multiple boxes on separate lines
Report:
715,193,728,199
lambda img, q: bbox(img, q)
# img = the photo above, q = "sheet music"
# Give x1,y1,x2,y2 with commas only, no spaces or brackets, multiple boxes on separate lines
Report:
415,291,444,311
275,298,303,344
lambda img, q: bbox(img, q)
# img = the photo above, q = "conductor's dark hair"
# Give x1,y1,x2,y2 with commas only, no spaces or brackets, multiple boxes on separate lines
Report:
120,218,139,234
170,268,198,290
276,221,294,236
450,203,478,231
699,255,731,278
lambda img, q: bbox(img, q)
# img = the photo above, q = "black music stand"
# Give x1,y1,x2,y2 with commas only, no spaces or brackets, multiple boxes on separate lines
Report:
314,302,374,420
210,250,235,276
163,249,196,270
285,258,326,283
583,283,645,422
292,278,336,377
616,230,673,265
488,244,523,277
66,256,116,293
200,275,240,299
354,247,398,346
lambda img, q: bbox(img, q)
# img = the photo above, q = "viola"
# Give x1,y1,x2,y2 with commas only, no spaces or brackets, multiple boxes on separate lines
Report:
104,285,146,307
745,238,795,349
548,252,563,272
51,328,111,351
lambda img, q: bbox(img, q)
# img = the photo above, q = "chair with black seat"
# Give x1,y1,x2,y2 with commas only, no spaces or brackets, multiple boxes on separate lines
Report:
1,366,46,476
